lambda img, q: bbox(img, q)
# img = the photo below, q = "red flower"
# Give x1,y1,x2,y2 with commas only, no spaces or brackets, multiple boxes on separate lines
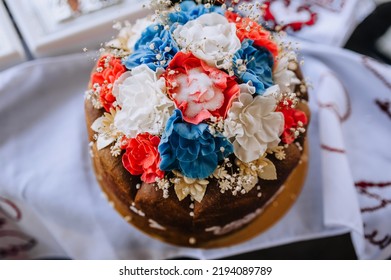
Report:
165,52,239,125
121,133,164,184
91,55,126,112
277,100,308,144
225,11,279,60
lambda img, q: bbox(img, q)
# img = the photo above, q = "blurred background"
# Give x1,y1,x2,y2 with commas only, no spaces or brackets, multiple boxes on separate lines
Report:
346,0,391,64
0,0,390,70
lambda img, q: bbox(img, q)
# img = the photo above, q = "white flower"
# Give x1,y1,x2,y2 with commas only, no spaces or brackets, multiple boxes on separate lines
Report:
213,166,228,179
236,155,278,181
224,84,284,163
267,146,286,160
169,66,225,124
173,13,241,70
274,51,301,93
113,65,175,138
219,179,232,193
91,107,121,150
171,171,209,203
106,18,154,52
241,174,259,193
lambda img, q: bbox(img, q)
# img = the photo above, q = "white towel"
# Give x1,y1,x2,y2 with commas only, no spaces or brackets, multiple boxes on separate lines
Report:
243,0,375,46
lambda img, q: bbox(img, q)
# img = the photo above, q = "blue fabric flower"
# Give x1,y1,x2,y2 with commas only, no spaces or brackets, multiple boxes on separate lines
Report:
168,0,223,24
233,39,274,95
123,24,179,71
159,109,233,179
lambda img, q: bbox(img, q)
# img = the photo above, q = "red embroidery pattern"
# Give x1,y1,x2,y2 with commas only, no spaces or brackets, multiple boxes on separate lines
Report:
362,56,391,90
358,183,391,251
317,73,350,164
320,144,345,153
263,0,318,32
356,181,391,189
356,56,391,253
364,228,391,250
317,72,352,122
0,196,37,259
355,182,391,213
0,197,22,221
375,99,391,120
0,231,37,259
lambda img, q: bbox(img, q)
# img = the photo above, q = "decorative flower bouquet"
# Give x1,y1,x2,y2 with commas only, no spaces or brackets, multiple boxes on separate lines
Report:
86,0,308,213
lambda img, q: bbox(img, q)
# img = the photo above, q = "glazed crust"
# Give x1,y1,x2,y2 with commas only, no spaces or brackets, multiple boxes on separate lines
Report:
85,67,310,247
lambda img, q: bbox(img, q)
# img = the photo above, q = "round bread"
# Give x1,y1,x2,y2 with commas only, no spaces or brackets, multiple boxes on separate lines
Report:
84,2,310,248
85,74,309,248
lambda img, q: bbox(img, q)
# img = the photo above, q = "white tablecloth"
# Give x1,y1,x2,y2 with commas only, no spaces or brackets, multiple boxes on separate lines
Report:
0,40,390,259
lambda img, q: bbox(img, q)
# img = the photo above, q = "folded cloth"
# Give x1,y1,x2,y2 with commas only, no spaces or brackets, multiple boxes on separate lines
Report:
299,41,391,259
0,44,390,259
242,0,375,46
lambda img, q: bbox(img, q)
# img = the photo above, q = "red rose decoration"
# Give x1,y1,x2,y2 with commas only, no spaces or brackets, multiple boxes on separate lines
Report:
121,133,164,184
226,11,279,60
165,52,239,125
91,55,126,112
277,100,308,144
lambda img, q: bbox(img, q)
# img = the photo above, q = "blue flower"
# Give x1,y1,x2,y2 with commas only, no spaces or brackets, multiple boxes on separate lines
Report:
168,0,223,25
158,109,233,179
123,24,179,71
233,39,274,95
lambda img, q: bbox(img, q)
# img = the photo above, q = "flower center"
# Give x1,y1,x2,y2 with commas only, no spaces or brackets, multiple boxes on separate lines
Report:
175,67,224,118
187,69,214,103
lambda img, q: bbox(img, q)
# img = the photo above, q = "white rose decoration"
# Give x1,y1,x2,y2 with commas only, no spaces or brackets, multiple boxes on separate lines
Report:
91,107,121,150
173,13,241,70
274,51,301,93
113,65,175,138
224,84,284,163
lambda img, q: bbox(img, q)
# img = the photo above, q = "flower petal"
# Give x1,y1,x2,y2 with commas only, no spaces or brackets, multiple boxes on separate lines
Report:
96,135,116,150
179,153,218,179
258,158,277,180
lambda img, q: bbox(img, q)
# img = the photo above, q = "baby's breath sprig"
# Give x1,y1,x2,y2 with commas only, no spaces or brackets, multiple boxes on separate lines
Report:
266,146,286,160
207,116,225,136
155,176,171,198
110,138,123,157
84,86,103,109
